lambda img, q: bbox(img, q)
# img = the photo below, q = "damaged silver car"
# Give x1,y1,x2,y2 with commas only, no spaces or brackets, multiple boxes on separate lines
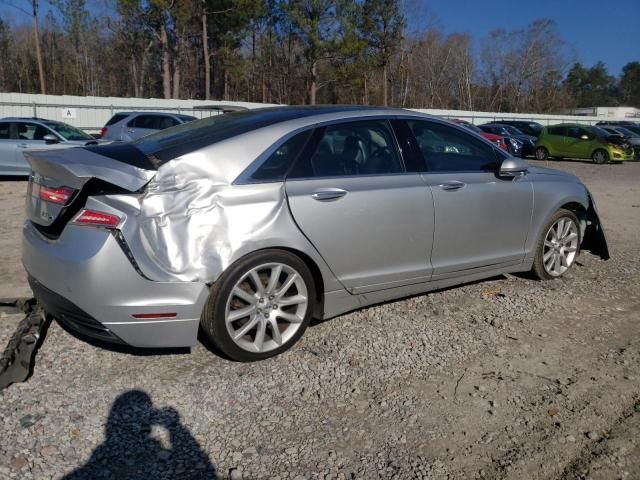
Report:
22,106,609,361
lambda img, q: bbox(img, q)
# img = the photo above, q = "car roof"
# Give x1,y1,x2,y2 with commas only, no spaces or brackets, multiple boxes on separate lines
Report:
112,111,189,116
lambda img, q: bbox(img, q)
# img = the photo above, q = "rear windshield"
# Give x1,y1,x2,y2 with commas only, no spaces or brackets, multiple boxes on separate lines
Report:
131,108,309,163
105,113,129,126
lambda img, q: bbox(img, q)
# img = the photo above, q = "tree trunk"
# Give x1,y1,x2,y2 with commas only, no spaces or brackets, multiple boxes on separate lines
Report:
32,0,45,94
160,23,171,99
223,68,229,100
382,63,388,106
309,60,317,105
202,10,210,100
172,34,181,99
363,74,368,104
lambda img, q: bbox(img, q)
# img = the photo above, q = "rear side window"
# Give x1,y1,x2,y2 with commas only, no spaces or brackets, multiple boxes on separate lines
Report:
105,113,129,126
250,130,312,182
128,115,178,130
289,120,404,178
0,123,9,139
547,126,566,136
408,120,499,172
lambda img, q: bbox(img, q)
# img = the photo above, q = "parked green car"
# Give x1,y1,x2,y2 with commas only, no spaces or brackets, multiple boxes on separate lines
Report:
535,124,634,164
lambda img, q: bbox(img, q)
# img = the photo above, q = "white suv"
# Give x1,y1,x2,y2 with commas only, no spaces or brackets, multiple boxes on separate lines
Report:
100,112,196,142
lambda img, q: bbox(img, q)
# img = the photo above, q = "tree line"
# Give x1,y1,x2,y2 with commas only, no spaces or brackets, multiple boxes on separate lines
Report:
0,0,638,113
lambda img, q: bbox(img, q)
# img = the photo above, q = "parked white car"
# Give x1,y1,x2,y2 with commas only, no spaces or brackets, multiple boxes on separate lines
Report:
0,117,100,176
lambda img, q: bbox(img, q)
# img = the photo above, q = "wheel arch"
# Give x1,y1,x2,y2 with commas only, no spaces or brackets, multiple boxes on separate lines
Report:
221,246,327,318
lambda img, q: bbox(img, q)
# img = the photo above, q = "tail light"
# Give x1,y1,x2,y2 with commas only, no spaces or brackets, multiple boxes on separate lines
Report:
72,209,121,228
34,183,75,205
100,127,107,138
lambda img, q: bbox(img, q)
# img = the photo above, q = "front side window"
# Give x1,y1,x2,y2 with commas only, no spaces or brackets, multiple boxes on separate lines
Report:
289,120,403,178
408,120,499,172
566,126,588,139
14,122,50,141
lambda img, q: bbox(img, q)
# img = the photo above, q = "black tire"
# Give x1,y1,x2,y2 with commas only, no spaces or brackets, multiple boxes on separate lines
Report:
535,147,549,160
201,249,315,362
592,149,609,164
531,209,581,281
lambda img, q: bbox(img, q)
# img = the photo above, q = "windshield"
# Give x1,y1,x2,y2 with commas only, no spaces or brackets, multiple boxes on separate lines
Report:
588,126,611,138
177,114,197,122
616,127,639,138
501,125,524,135
45,122,93,141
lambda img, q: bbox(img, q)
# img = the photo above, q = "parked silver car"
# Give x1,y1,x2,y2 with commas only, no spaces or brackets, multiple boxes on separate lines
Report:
0,118,99,175
100,112,197,141
22,106,609,361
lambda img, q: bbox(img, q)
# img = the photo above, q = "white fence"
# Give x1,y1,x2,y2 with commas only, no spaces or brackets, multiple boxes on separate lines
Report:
0,92,276,133
0,92,632,133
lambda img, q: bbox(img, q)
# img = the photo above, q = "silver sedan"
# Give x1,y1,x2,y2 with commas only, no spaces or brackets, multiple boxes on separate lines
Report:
22,106,609,361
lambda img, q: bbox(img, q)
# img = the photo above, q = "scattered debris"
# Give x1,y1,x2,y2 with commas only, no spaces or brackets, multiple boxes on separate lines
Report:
0,298,50,390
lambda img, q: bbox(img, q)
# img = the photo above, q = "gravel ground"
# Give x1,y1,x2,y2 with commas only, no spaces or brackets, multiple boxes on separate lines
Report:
0,159,639,480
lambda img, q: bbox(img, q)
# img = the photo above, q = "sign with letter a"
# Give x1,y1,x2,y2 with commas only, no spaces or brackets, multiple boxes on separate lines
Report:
61,108,77,119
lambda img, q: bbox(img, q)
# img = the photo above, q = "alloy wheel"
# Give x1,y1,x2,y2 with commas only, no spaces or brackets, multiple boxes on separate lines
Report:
593,150,608,164
225,263,309,353
542,217,579,277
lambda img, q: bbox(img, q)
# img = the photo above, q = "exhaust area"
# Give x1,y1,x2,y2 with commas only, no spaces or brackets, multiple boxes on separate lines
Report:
0,298,50,391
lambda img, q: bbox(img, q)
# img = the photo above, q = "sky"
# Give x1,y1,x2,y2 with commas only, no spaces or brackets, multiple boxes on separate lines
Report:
412,0,640,75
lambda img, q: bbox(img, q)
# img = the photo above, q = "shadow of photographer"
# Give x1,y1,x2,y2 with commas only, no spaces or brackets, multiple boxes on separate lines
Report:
63,390,217,479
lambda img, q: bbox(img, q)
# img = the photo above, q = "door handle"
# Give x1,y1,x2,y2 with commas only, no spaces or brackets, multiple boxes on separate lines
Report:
438,181,466,191
18,144,29,149
311,189,347,201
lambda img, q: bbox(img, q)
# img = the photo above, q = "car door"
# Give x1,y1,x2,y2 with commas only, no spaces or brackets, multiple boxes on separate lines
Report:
285,119,435,293
11,122,58,174
565,126,592,159
545,126,567,156
404,119,533,278
0,121,20,174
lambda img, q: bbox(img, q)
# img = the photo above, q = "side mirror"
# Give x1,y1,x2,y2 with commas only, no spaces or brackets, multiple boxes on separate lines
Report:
43,134,60,144
499,157,529,177
580,134,589,140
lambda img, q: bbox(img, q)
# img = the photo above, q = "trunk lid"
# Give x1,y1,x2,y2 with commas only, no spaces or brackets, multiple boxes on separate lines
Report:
25,144,156,235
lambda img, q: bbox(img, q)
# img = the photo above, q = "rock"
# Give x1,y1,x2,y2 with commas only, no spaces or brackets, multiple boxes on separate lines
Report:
230,468,243,480
10,456,28,470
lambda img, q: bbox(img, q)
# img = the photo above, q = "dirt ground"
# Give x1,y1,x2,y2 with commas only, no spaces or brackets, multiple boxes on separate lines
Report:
0,159,639,480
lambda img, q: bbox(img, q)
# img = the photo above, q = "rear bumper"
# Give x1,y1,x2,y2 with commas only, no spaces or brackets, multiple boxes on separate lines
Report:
22,221,209,348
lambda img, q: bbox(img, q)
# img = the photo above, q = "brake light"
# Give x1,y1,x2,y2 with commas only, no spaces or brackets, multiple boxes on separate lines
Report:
38,185,75,205
100,127,107,138
72,209,121,228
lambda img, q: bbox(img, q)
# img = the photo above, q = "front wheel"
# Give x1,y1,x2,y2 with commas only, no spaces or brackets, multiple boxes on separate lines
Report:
592,149,609,164
531,209,581,280
201,250,315,361
535,147,549,160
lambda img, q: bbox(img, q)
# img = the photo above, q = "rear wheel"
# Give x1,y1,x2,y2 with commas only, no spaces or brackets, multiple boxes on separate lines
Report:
592,149,609,164
531,209,580,280
535,147,549,160
201,250,315,361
